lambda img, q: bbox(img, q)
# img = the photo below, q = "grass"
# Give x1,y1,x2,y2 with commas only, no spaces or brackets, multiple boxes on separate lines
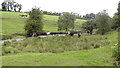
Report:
1,11,118,66
1,11,87,34
2,32,112,54
2,46,114,66
2,11,27,34
2,31,118,66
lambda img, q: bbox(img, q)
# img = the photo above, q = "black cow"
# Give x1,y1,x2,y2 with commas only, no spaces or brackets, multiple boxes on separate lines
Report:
19,15,28,18
78,32,81,38
67,31,74,36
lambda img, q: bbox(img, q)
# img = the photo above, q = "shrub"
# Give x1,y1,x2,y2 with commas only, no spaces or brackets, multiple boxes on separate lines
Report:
2,46,18,55
113,43,120,66
2,34,14,40
2,35,110,55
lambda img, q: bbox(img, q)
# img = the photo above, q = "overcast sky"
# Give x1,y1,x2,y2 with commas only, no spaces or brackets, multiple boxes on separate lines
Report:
0,0,120,17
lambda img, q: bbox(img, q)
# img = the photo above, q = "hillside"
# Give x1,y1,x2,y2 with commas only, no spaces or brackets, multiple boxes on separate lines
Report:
1,11,118,66
2,31,118,66
1,11,87,34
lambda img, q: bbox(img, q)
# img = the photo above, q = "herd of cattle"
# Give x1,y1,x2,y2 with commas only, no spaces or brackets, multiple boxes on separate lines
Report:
13,31,93,38
18,14,94,38
19,15,28,18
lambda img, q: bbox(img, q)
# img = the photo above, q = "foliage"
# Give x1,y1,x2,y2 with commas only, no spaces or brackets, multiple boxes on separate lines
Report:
2,34,14,40
96,10,111,35
82,19,96,34
113,2,120,65
118,1,120,28
2,34,112,55
57,12,76,31
82,13,96,19
2,32,118,66
1,0,22,12
113,43,120,66
24,8,43,36
1,2,7,11
110,13,119,30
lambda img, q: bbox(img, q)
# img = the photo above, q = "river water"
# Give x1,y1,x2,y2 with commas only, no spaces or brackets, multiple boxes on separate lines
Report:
0,34,66,43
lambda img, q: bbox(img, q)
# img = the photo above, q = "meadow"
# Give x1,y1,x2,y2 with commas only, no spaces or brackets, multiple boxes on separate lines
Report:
1,11,118,66
1,11,86,34
2,31,118,66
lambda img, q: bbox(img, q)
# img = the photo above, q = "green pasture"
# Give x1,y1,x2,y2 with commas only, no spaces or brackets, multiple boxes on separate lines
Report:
1,11,87,34
2,31,118,66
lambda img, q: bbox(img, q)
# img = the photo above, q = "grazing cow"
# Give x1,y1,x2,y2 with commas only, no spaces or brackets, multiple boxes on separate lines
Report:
87,31,90,34
19,15,28,18
68,31,74,36
46,32,50,35
78,32,81,38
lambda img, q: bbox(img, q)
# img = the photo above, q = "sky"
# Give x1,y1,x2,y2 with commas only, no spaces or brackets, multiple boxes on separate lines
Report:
0,0,120,17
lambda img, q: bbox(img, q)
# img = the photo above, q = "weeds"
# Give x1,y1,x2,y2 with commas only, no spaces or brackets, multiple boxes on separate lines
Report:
2,35,110,55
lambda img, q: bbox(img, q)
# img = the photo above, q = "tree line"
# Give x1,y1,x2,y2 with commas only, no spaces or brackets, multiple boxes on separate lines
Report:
113,1,120,66
43,11,96,19
1,1,96,20
25,7,120,36
1,0,22,12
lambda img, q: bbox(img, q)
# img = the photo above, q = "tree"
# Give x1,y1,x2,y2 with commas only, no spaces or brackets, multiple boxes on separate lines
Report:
1,0,22,12
24,7,43,37
82,13,96,19
18,4,22,12
82,20,96,34
9,2,13,11
117,1,120,29
96,10,111,35
110,13,119,30
13,3,17,12
113,1,120,66
1,2,7,11
57,12,76,31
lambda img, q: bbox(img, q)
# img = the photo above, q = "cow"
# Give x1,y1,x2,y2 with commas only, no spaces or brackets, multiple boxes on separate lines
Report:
46,32,50,35
77,31,81,38
67,31,74,36
67,31,82,37
19,15,28,18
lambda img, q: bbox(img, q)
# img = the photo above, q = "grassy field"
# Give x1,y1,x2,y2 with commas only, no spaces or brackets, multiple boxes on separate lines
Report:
1,11,87,34
1,11,118,66
2,31,118,66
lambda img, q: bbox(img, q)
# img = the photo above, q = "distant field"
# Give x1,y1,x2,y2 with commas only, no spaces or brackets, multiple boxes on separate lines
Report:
2,11,27,34
2,31,118,66
1,11,87,34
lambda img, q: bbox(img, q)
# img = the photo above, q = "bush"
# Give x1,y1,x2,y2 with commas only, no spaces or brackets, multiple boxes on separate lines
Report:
2,34,14,40
2,35,110,55
2,46,18,55
113,43,120,66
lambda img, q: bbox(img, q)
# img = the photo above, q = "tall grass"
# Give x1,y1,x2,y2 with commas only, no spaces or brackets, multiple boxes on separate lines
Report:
2,34,111,55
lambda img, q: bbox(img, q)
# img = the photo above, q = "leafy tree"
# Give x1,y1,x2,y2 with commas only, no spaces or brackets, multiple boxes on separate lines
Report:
118,1,120,28
96,10,111,35
9,2,13,11
113,1,120,66
82,20,96,34
13,3,17,12
1,0,22,12
57,12,76,31
82,13,96,19
1,2,7,11
110,13,119,30
24,7,43,37
18,4,22,12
